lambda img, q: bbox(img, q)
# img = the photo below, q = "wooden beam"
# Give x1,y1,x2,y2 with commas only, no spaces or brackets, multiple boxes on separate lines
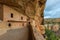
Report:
8,20,28,23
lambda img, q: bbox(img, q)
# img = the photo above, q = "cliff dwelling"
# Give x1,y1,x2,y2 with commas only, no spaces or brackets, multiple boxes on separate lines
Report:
0,0,46,40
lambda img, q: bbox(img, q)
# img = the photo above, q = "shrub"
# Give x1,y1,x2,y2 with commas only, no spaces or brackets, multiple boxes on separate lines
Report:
45,28,59,40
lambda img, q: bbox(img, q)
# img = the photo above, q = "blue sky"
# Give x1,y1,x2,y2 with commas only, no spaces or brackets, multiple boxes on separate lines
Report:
44,0,60,18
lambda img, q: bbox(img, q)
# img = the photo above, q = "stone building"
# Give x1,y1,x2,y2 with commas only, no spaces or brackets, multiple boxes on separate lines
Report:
0,4,28,29
0,4,28,40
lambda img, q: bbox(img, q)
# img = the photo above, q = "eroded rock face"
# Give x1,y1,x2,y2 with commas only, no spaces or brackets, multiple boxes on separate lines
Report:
27,0,46,40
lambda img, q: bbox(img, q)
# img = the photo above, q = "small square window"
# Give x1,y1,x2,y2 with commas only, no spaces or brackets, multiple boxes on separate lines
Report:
21,16,23,20
11,13,13,18
8,23,11,27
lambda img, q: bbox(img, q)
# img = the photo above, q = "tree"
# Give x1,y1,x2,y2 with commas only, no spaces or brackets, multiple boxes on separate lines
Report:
45,28,59,40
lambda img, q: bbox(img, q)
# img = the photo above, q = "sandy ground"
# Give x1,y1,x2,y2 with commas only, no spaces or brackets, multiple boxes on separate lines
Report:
0,27,29,40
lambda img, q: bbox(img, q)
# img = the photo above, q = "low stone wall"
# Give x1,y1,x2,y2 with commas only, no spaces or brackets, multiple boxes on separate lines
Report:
0,22,27,29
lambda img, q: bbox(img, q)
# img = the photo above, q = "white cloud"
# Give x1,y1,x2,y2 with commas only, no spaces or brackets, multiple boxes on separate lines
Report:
44,0,60,18
44,16,51,18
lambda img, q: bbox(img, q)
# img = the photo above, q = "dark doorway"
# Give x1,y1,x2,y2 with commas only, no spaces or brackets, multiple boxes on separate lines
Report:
8,23,11,27
11,13,13,18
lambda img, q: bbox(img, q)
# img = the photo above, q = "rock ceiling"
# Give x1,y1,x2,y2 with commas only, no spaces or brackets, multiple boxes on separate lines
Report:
0,0,46,18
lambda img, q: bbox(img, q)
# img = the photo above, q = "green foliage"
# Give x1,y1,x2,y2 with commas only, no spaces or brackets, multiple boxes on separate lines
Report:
45,29,59,40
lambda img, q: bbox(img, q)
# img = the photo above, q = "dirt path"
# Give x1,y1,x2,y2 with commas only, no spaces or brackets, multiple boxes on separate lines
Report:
0,27,29,40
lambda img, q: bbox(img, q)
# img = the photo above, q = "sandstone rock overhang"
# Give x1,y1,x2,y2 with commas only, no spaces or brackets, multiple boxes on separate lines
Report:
0,0,26,16
0,0,46,19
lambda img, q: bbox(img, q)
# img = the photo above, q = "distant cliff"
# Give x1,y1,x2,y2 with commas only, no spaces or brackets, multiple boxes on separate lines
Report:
44,18,60,24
